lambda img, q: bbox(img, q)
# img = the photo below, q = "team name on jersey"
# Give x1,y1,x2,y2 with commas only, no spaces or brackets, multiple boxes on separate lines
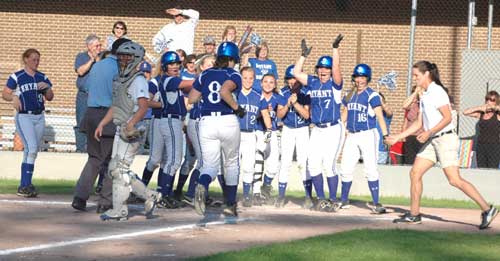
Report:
347,102,367,113
19,83,38,93
309,89,332,98
242,104,259,114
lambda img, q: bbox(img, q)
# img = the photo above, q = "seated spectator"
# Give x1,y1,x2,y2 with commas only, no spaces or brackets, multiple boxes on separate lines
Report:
463,90,500,168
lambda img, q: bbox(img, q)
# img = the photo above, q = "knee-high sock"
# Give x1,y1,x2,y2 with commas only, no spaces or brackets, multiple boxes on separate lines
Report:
311,174,325,199
25,163,34,186
156,168,164,193
303,179,312,198
198,174,212,198
20,163,28,187
176,173,189,192
327,176,339,200
141,167,154,186
226,185,237,205
243,182,251,198
341,181,352,202
264,175,273,186
185,169,200,198
278,182,287,198
368,180,380,205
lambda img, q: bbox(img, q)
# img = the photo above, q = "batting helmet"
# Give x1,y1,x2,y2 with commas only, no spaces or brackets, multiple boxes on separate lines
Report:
315,56,333,69
161,51,181,71
217,41,240,63
285,65,295,79
116,41,145,79
352,64,372,82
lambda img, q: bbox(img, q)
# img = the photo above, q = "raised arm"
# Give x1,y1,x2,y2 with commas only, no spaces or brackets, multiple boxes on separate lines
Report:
293,39,312,86
332,34,344,86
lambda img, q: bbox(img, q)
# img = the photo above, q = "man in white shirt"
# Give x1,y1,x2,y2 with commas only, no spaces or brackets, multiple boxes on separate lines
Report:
152,7,199,55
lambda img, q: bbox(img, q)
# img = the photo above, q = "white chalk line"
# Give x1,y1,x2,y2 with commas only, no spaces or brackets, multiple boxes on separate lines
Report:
0,218,251,256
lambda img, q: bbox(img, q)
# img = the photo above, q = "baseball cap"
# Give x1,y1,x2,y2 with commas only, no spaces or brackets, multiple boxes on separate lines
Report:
139,61,152,73
203,35,216,45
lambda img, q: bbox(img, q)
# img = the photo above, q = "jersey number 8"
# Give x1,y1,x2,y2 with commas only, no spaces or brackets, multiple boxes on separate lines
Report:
208,81,221,104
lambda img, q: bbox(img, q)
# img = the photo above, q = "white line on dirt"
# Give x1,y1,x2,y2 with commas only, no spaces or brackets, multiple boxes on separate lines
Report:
0,199,96,206
0,219,244,256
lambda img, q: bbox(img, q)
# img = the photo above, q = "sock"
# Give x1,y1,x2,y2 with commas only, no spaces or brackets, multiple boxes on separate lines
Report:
217,175,227,198
176,174,189,192
141,167,154,186
264,175,273,186
169,173,176,197
278,182,287,198
368,180,380,205
243,182,251,198
199,174,212,195
20,163,28,187
185,169,200,198
25,163,34,186
341,181,353,202
161,173,175,197
311,174,325,199
156,168,164,192
327,176,339,200
226,185,237,205
303,179,312,198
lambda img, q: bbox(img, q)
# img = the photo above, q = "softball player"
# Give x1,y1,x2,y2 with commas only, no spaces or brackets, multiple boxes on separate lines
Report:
338,63,388,214
157,51,193,208
276,65,311,208
188,42,245,217
3,49,54,197
95,41,161,221
293,36,344,212
238,67,262,207
256,74,287,204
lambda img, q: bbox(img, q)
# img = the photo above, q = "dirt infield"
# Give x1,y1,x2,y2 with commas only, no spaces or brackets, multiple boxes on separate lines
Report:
0,194,498,260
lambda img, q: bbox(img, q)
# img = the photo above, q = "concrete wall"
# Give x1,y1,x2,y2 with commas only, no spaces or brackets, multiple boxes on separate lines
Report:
1,151,499,204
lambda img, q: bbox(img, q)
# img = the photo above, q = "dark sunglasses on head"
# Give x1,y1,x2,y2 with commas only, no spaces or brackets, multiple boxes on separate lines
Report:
115,27,124,30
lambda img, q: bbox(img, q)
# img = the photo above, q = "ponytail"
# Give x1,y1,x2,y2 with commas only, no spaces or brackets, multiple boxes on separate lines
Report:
413,61,446,90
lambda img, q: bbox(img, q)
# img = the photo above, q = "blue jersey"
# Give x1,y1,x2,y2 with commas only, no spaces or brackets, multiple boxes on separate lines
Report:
343,87,382,132
189,100,202,120
181,70,196,80
280,86,311,128
248,58,278,93
238,89,262,131
148,76,162,118
159,75,187,117
305,75,343,125
194,67,242,116
6,69,52,113
257,93,287,131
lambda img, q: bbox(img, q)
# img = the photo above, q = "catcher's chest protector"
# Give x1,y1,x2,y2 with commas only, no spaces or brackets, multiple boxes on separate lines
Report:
112,73,143,125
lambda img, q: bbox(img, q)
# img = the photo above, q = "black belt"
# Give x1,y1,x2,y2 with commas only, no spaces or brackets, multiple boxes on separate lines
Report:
432,130,454,139
161,114,182,119
201,111,233,117
240,129,254,133
18,110,43,115
316,122,339,128
89,106,109,110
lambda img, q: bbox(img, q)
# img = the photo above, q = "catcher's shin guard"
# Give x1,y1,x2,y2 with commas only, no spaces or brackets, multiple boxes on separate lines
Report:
101,177,130,221
253,150,264,194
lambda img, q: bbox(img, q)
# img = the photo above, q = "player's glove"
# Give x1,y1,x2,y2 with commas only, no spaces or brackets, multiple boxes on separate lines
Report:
264,129,272,143
332,34,344,49
233,105,247,118
301,39,312,58
119,124,143,142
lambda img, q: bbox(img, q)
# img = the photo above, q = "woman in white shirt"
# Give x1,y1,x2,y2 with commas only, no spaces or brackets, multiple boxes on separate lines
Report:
387,61,497,229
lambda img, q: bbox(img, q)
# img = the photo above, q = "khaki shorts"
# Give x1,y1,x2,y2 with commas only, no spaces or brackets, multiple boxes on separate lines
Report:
416,132,459,168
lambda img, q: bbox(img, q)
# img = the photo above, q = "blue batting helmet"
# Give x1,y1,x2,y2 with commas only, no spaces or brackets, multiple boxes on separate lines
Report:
315,56,333,69
161,51,180,71
285,65,295,79
352,64,372,82
217,42,240,63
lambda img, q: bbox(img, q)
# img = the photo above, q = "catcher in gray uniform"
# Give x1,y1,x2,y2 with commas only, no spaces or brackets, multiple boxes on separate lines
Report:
95,41,161,221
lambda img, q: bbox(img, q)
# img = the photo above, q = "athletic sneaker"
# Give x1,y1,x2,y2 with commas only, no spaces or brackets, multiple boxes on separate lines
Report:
316,199,333,212
335,200,351,210
27,184,38,197
370,203,387,214
260,184,274,205
158,196,181,209
303,196,314,210
275,197,285,208
393,213,422,224
479,205,499,230
194,184,206,216
182,195,194,206
252,193,265,206
223,203,238,217
242,196,253,208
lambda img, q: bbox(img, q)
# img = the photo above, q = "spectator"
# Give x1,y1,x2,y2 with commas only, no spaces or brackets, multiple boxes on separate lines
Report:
176,49,187,63
152,7,199,55
72,38,131,213
181,54,197,80
401,85,424,165
103,21,128,51
246,42,279,93
197,35,216,59
74,34,101,153
222,25,237,43
463,90,500,168
376,92,393,164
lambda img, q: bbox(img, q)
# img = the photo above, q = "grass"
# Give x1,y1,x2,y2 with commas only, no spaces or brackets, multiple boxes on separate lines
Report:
0,178,487,209
193,229,500,261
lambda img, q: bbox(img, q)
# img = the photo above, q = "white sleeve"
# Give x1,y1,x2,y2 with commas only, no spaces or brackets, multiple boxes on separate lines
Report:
130,76,150,101
182,9,199,27
433,87,450,109
152,25,172,54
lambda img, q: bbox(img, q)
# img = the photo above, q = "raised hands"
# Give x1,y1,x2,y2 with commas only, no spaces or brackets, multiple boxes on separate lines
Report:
332,34,344,49
301,39,312,58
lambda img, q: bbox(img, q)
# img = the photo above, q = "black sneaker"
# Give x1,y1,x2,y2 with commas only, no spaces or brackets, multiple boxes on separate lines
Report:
182,195,194,206
252,193,264,206
260,184,274,205
316,199,333,212
27,184,38,197
479,205,499,230
393,213,422,224
173,189,183,201
158,196,181,209
95,183,103,195
16,186,32,197
223,203,238,217
369,202,387,214
96,204,112,214
275,197,285,208
71,196,87,211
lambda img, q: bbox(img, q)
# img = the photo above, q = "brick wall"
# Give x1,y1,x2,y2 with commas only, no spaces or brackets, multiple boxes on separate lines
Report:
1,0,499,132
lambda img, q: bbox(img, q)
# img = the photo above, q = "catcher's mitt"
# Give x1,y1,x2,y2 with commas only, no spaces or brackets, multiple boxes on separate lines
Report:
119,124,143,142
